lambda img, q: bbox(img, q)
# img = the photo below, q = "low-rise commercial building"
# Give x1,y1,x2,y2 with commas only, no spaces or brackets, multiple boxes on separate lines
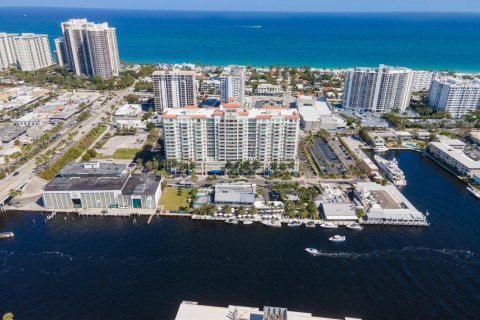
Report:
354,182,427,224
214,183,256,206
428,139,480,176
319,184,357,222
42,162,162,210
297,97,346,131
255,84,284,96
0,125,27,143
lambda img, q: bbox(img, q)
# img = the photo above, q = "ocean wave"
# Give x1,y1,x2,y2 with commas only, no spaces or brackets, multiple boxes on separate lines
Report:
310,247,478,263
28,251,74,261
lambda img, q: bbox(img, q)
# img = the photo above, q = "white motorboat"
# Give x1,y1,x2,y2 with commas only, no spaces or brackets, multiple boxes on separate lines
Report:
261,220,282,227
225,219,238,224
243,220,253,225
346,222,363,230
287,221,302,227
467,185,480,199
319,222,338,229
329,235,346,242
305,248,319,255
305,221,316,228
374,155,407,186
0,232,14,239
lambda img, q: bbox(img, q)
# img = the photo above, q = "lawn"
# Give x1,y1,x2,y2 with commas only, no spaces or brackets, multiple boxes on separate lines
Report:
160,187,190,211
112,148,141,159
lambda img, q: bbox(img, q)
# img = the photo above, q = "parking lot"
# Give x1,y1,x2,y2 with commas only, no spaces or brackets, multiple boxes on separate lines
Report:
339,109,389,128
311,138,345,174
327,137,357,169
97,132,148,156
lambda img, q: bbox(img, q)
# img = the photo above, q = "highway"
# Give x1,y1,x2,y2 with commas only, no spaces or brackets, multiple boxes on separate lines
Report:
0,91,127,205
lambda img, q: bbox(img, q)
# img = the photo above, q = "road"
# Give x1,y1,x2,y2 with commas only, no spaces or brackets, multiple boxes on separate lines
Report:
0,91,127,205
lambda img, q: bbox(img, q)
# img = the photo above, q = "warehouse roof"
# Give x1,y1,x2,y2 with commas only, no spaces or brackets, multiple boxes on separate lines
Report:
44,175,129,192
121,174,161,195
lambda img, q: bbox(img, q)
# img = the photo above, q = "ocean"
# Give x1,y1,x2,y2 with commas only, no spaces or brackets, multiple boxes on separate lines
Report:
0,151,479,319
0,8,480,71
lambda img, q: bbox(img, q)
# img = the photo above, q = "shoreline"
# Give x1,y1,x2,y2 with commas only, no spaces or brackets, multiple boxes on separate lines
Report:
121,59,480,74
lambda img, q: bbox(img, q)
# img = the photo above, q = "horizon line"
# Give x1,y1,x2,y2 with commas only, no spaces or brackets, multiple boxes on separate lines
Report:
1,6,480,14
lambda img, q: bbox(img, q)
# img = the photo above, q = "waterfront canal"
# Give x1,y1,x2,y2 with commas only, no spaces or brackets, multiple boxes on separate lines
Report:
1,151,479,319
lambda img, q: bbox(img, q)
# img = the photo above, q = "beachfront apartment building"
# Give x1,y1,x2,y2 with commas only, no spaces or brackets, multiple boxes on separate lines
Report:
55,19,120,79
343,64,414,113
427,77,480,117
0,33,53,71
411,70,434,92
162,103,300,173
152,70,197,112
220,65,246,105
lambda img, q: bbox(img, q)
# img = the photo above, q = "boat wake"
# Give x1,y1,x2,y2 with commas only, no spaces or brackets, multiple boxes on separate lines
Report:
309,247,478,263
233,25,262,29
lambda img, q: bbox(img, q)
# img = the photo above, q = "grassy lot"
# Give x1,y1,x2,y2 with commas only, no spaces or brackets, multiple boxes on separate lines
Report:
112,148,141,159
160,187,190,211
94,148,141,160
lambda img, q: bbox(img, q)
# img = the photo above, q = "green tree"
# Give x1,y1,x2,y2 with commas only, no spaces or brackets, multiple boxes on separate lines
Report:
124,94,140,104
3,313,14,320
146,122,156,131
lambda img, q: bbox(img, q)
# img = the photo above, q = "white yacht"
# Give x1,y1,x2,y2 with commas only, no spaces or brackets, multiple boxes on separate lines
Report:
261,220,282,227
0,232,14,239
319,222,338,229
287,221,302,227
374,155,407,186
243,220,253,225
225,219,238,225
329,235,346,242
346,222,363,230
305,221,316,228
305,248,320,255
467,185,480,199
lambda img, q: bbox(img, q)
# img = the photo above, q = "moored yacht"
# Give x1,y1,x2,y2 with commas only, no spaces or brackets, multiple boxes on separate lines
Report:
305,221,316,228
319,222,338,229
225,219,238,224
261,219,282,227
287,220,302,227
346,222,363,230
374,155,407,186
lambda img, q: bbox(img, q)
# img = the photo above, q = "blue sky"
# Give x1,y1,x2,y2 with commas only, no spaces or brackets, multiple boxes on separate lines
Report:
1,0,480,12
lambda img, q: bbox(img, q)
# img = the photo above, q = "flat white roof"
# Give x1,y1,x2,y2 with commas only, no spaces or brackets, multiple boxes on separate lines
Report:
175,301,359,320
430,142,480,169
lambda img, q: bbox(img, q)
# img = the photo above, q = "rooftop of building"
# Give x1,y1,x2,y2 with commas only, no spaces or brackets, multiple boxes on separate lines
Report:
430,141,480,169
163,104,300,120
58,162,127,178
152,70,196,76
432,76,480,86
174,301,359,320
44,175,129,192
0,125,27,142
121,174,161,196
114,104,143,117
214,183,256,204
221,65,246,77
354,182,425,220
